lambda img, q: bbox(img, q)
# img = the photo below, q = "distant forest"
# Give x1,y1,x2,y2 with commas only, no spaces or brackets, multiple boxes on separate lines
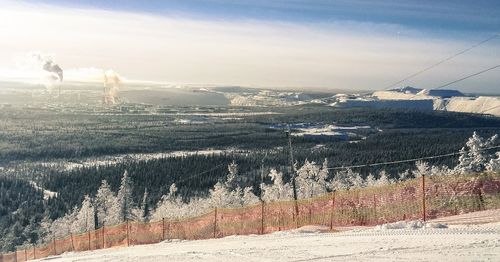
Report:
0,106,500,251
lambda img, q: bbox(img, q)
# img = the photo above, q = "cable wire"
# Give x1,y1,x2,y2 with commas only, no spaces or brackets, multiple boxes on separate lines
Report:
382,34,499,90
327,144,500,170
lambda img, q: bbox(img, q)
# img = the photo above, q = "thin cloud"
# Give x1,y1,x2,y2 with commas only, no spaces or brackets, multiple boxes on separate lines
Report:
0,1,498,92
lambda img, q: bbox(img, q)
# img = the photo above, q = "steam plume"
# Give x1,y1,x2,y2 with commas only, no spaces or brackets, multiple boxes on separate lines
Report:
103,69,121,104
31,53,63,94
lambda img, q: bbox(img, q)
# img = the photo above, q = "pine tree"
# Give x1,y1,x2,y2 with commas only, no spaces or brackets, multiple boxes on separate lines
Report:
413,161,430,178
140,188,150,222
117,170,135,222
376,170,391,186
71,195,95,233
456,132,498,173
95,180,119,227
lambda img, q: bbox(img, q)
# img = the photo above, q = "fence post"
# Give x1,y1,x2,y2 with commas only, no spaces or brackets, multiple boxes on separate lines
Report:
330,192,336,230
102,226,105,249
88,231,91,251
14,250,17,262
162,218,165,241
24,249,27,262
213,208,218,238
260,201,265,234
53,235,57,255
126,220,130,247
33,245,36,260
70,233,74,251
422,175,426,222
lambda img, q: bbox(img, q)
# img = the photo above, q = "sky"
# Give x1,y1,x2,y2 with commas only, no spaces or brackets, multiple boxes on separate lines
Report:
0,0,499,92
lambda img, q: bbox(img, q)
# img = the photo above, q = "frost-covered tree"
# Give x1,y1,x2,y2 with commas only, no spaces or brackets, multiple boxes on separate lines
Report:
295,159,329,198
226,161,239,189
94,180,120,227
365,173,377,187
331,169,354,191
116,170,135,221
260,169,293,202
139,188,151,222
456,132,498,173
349,172,365,189
487,152,500,172
398,170,411,181
375,170,391,186
295,160,319,198
412,161,430,178
71,195,95,233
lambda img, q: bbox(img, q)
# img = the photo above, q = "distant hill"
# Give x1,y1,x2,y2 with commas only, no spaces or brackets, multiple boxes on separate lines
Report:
417,89,465,98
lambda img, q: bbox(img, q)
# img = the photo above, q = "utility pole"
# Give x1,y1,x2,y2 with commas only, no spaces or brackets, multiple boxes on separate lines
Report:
285,127,299,219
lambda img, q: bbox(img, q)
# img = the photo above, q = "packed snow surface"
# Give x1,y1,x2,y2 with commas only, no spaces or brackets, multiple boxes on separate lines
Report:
37,219,500,261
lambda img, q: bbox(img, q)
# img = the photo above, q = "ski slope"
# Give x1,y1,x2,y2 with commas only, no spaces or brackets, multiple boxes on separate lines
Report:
36,210,500,262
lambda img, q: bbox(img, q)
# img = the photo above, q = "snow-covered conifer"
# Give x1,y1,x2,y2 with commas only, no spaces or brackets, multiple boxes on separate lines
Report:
117,170,135,222
456,132,497,173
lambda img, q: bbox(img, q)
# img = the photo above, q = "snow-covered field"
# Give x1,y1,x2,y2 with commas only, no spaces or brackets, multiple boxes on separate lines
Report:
36,210,500,262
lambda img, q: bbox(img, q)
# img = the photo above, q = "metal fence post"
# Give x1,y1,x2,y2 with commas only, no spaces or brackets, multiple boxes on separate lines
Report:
422,175,426,222
162,218,165,241
213,208,218,238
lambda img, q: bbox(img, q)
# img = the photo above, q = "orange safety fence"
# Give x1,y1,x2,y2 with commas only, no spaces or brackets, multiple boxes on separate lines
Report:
1,172,499,262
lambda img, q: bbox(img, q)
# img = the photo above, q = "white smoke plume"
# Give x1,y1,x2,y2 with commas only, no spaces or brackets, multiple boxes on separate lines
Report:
28,53,63,94
103,69,122,104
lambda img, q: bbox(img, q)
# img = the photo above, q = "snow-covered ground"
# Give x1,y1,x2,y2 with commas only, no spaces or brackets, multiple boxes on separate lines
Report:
36,210,500,262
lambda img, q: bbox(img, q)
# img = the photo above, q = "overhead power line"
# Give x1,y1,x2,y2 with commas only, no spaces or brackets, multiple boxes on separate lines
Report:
433,64,500,90
174,163,227,184
327,144,500,170
382,33,499,90
399,63,500,101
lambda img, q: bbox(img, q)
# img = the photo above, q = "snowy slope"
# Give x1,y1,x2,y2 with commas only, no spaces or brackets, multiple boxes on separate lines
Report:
36,214,500,261
437,96,500,115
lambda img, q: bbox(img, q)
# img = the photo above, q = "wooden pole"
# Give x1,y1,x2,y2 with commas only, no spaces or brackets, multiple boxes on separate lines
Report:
13,250,17,262
126,220,130,247
53,236,57,255
24,248,27,262
88,231,91,251
260,201,265,234
330,192,336,230
167,222,171,241
33,245,36,260
70,233,75,251
422,175,426,222
102,226,105,249
162,218,165,241
213,208,218,238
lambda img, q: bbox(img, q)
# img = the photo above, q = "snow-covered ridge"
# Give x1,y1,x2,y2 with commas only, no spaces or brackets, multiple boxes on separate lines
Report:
332,87,500,116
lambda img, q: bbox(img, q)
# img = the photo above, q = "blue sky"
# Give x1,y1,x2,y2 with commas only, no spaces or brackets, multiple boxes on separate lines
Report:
25,0,500,33
1,0,499,92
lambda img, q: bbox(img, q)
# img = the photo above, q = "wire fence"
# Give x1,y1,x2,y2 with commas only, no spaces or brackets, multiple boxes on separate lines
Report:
1,172,499,262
